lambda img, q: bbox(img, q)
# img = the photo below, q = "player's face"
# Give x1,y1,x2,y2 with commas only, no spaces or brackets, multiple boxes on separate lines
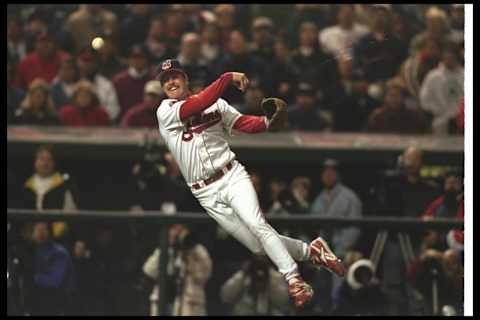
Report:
162,72,188,100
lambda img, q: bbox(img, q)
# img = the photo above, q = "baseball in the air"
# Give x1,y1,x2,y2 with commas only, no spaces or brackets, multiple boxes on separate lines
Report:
91,37,105,50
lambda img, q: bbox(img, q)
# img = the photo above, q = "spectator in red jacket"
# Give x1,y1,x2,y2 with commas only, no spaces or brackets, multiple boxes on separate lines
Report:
121,80,163,128
112,44,155,120
367,79,429,134
59,81,110,127
14,32,70,91
422,169,464,252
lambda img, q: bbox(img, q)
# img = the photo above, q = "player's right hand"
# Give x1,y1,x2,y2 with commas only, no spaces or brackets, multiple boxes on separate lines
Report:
231,72,249,92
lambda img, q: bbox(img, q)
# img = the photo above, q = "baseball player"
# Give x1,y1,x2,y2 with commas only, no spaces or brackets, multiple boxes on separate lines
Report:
155,59,345,307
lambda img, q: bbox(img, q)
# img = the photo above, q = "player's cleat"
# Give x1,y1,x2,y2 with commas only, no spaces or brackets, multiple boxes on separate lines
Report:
288,276,314,307
308,237,345,277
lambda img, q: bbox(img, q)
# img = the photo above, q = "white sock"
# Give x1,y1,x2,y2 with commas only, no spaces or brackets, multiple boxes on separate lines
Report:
279,235,310,261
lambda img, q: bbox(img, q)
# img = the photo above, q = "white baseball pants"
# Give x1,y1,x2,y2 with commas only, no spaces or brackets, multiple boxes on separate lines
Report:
191,160,309,282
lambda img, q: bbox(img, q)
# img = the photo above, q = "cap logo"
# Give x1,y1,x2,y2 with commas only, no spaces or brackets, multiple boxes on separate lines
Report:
162,60,172,71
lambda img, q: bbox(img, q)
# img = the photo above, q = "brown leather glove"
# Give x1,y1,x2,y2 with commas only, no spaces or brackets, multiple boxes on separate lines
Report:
261,97,288,132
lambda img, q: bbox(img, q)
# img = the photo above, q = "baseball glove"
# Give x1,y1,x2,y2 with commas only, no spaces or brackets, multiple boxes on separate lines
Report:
261,97,288,132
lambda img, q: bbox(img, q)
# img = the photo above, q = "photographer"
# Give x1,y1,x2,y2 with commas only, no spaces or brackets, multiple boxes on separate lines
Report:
220,255,289,316
407,249,463,315
332,254,387,315
142,225,212,316
130,144,201,213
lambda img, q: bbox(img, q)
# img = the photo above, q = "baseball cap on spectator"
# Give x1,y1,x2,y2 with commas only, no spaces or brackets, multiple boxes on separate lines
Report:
296,82,315,96
156,59,189,84
144,80,162,96
252,16,274,30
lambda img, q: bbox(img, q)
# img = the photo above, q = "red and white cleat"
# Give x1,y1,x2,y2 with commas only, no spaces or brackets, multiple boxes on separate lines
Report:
308,237,345,277
288,276,314,307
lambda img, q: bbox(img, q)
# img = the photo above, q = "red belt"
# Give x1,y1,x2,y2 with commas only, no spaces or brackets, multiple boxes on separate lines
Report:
192,161,234,190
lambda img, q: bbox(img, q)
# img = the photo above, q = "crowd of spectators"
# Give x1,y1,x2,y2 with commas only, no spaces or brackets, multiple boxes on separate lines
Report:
7,143,464,316
7,4,465,135
7,3,465,316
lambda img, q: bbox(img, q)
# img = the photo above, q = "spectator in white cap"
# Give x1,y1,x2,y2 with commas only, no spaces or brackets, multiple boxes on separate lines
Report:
121,80,163,128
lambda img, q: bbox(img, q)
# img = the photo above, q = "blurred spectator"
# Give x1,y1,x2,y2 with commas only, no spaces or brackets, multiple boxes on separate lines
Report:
22,5,77,53
118,4,154,57
50,57,80,110
290,21,341,108
200,22,223,64
59,80,110,127
331,254,387,315
213,4,237,49
145,15,177,66
19,145,79,242
77,47,120,121
176,32,210,87
375,146,439,217
70,240,103,315
250,16,276,64
270,38,297,102
131,150,200,213
352,5,408,100
220,255,289,316
390,7,416,46
407,248,463,315
121,80,163,128
112,44,154,120
287,4,333,45
14,32,70,91
421,169,464,251
311,159,362,259
66,4,118,54
331,56,378,132
143,225,212,315
163,5,192,53
400,37,442,99
373,146,439,315
236,80,265,116
265,178,288,213
449,4,464,45
215,30,270,106
367,79,429,134
267,176,312,218
22,8,50,53
420,44,464,135
25,222,75,315
7,63,25,125
409,7,455,56
14,78,59,126
8,17,27,65
319,5,369,61
96,30,127,79
287,82,329,131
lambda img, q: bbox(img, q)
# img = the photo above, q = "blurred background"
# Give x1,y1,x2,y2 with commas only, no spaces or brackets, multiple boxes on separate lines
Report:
7,3,466,316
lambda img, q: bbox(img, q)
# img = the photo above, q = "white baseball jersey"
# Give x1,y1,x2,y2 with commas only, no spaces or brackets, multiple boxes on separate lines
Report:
156,97,242,185
156,94,309,283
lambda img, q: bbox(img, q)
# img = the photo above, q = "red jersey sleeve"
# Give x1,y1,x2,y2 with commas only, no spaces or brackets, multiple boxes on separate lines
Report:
232,115,268,133
179,72,233,121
